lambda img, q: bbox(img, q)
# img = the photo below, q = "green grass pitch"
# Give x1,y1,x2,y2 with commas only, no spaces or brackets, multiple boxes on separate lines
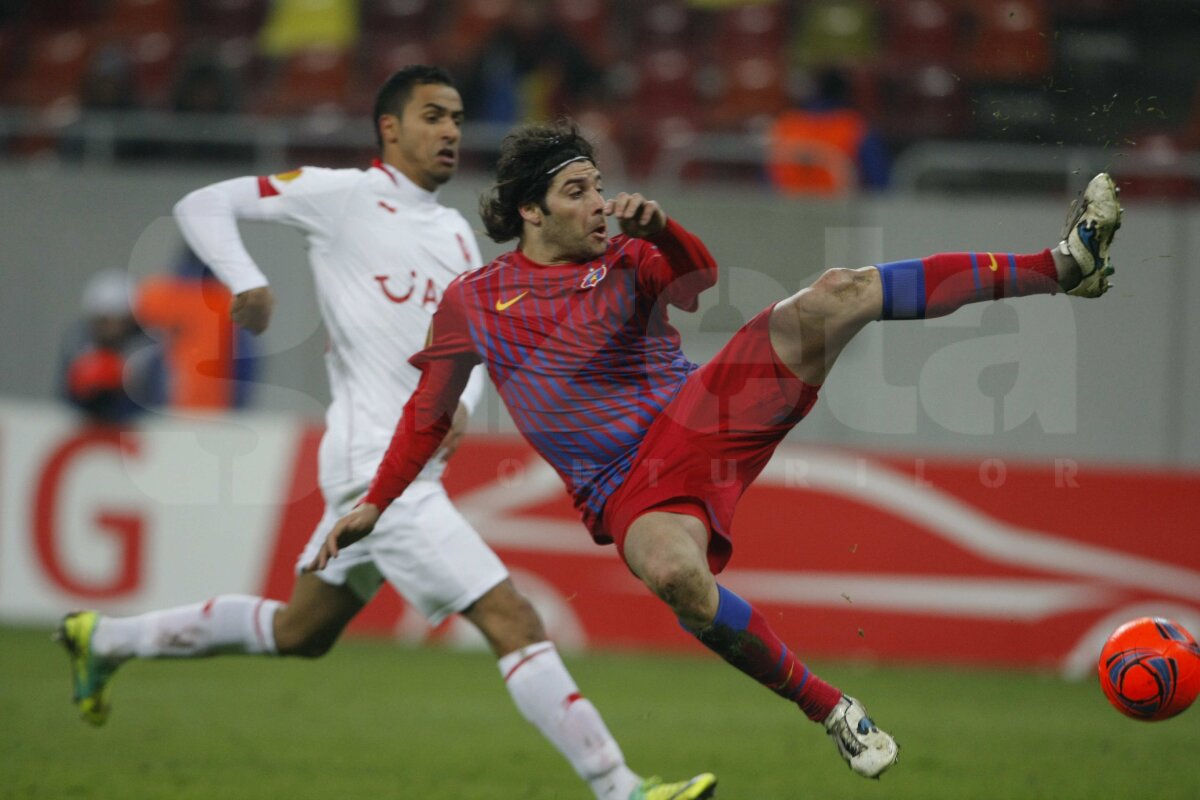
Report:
2,623,1197,799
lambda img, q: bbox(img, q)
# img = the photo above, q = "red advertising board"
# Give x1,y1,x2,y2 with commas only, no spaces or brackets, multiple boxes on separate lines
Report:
5,401,1196,675
270,431,1200,675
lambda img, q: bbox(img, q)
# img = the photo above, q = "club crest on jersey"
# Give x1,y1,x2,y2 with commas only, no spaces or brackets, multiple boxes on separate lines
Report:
580,263,607,289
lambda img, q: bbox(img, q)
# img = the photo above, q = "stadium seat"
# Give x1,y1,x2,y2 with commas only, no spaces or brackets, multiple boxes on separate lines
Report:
3,28,94,109
128,30,182,107
617,47,702,177
551,0,615,65
621,112,699,180
708,55,788,131
629,47,701,120
445,0,515,60
634,0,695,50
364,34,434,89
259,47,352,116
361,0,438,38
105,0,182,36
964,0,1053,84
713,2,789,62
877,63,970,141
883,0,959,69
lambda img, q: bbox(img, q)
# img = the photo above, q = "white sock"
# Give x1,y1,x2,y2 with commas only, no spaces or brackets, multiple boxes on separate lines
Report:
499,642,641,800
92,595,283,661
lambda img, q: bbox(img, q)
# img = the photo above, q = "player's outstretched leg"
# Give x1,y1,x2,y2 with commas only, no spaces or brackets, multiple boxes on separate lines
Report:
55,595,286,725
623,513,898,780
873,171,1123,321
823,695,899,779
630,773,718,800
55,610,120,726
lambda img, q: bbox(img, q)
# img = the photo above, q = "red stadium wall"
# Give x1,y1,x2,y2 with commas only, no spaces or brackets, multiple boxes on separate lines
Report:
3,401,1198,676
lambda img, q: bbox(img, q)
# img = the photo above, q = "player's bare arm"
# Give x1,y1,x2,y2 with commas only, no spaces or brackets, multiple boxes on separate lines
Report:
306,354,475,574
230,286,274,334
308,395,469,572
606,191,666,239
308,391,470,572
307,502,381,572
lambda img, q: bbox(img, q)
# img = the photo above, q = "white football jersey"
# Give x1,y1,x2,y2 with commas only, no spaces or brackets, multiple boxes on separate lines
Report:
175,160,484,493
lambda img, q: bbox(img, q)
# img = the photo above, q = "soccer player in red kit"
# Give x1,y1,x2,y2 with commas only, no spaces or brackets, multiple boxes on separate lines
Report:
311,121,1122,780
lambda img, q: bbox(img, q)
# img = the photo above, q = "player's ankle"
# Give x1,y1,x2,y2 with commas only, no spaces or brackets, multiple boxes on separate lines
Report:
1051,240,1083,291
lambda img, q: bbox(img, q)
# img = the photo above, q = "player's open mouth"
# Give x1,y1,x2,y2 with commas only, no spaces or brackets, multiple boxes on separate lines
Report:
436,149,456,166
590,225,607,239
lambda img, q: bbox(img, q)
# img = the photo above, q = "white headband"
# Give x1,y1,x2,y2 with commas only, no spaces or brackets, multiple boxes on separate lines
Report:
546,155,592,175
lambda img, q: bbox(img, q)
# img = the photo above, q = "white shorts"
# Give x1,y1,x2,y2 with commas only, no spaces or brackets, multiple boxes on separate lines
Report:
295,480,508,626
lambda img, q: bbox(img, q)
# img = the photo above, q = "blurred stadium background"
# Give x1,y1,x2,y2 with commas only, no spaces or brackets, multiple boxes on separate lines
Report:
1,1,1199,797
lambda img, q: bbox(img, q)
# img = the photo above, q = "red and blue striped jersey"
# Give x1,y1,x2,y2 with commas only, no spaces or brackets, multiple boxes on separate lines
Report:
411,218,717,525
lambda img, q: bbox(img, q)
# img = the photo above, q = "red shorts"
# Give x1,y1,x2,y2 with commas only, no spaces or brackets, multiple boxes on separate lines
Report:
599,305,820,573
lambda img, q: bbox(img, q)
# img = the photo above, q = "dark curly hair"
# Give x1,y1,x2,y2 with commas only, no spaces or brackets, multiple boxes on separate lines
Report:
373,65,457,149
479,120,597,243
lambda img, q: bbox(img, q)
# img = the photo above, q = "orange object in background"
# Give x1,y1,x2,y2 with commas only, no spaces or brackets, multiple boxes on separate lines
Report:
135,276,237,410
767,107,866,196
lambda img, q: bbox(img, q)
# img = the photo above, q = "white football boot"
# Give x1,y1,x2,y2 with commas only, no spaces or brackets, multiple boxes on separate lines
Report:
823,695,899,779
1058,172,1122,297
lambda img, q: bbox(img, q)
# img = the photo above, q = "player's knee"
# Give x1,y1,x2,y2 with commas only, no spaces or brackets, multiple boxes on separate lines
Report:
641,558,711,620
791,267,875,320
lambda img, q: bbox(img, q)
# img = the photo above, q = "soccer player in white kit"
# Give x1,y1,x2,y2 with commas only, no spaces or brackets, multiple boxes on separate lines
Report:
55,66,716,800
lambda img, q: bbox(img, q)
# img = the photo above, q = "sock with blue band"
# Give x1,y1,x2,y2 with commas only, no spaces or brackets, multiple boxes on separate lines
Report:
877,249,1060,320
687,584,842,722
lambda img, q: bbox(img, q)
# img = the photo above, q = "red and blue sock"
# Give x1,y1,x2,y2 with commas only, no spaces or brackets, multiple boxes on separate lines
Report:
690,585,842,722
877,249,1060,319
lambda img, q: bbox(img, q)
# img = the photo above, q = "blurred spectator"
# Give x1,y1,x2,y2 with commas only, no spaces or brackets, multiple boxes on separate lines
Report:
454,0,603,124
766,68,889,196
258,0,358,59
135,248,259,411
80,43,139,111
171,50,241,114
59,270,162,424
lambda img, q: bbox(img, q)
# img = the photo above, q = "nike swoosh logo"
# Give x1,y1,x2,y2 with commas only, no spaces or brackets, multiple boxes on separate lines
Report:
495,291,529,311
987,252,999,272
